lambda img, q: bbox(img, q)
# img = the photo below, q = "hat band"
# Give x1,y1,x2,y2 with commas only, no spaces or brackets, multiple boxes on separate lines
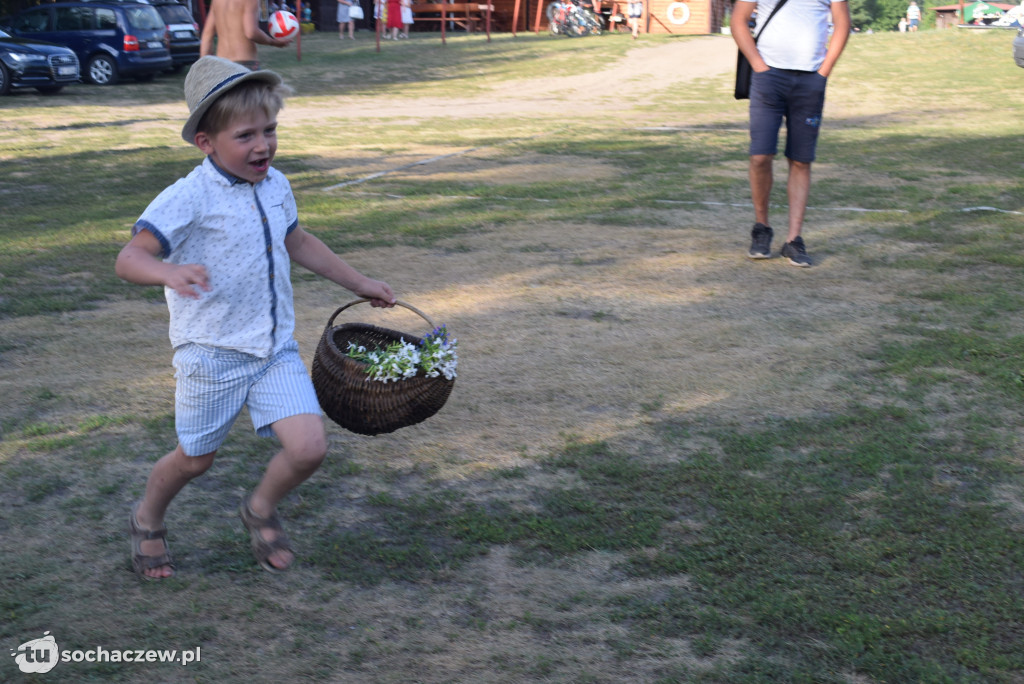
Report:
197,72,247,109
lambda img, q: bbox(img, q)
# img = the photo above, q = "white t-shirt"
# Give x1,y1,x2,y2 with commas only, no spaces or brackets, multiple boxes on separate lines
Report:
740,0,845,72
906,3,921,20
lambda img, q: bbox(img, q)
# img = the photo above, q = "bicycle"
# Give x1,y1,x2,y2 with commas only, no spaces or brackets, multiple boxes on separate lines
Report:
548,0,603,37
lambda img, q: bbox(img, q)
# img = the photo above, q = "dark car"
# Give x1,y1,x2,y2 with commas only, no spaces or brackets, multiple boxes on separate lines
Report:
149,0,199,71
1,1,171,85
0,27,80,94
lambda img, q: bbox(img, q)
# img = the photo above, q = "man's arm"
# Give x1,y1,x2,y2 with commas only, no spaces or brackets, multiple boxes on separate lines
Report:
730,1,770,72
200,1,216,56
242,0,292,47
819,0,850,77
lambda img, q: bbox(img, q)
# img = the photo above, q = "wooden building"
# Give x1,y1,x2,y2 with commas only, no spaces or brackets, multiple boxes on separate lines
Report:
931,1,1017,27
636,0,729,34
509,0,728,33
277,0,728,34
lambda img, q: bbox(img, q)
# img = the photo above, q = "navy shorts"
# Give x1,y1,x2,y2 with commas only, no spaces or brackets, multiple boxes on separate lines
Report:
748,67,828,163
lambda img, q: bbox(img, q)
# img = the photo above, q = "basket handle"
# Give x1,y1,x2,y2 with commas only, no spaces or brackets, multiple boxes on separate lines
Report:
324,299,438,333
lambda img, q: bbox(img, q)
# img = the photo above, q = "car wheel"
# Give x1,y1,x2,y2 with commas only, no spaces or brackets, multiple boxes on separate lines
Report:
0,63,10,96
87,54,118,85
36,85,64,95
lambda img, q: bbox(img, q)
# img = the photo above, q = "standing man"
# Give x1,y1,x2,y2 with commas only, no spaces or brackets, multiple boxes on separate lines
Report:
906,0,921,31
200,0,293,71
731,0,850,267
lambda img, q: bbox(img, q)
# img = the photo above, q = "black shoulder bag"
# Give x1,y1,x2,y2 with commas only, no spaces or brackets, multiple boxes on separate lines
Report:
734,0,790,100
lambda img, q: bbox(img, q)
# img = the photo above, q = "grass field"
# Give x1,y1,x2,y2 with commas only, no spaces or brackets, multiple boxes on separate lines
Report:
2,28,1024,682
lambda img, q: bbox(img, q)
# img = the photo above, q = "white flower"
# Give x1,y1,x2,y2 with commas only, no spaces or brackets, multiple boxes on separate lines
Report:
345,325,458,383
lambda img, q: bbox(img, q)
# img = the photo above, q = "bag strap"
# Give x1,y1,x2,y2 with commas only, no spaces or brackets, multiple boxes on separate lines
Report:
753,0,791,43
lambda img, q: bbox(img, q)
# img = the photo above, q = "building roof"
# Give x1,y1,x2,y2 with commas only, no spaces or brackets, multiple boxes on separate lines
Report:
931,2,1017,10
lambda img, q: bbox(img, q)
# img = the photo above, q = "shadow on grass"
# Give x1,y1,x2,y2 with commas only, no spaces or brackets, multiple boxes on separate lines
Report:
3,389,1021,681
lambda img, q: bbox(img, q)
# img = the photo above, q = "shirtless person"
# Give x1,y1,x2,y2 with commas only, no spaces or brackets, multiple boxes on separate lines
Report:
200,0,292,71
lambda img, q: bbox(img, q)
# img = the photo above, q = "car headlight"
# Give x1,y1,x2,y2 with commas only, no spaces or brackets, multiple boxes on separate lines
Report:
8,52,47,63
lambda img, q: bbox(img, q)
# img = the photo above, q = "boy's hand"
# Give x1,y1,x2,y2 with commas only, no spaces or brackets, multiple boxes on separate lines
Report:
356,278,396,308
115,232,210,299
166,264,211,299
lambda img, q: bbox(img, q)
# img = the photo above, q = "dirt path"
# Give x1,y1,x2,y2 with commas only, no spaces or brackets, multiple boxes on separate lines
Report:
1,32,894,481
289,35,738,122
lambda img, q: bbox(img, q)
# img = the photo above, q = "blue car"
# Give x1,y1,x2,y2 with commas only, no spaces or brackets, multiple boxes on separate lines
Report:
149,0,200,72
0,28,80,94
2,1,171,85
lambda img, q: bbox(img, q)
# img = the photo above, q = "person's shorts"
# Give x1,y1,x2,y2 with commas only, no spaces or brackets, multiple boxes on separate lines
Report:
909,18,919,27
173,340,322,456
748,67,828,164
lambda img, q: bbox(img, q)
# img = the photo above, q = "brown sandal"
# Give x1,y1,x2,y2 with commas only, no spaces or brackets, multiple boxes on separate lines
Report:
239,496,294,573
129,503,175,579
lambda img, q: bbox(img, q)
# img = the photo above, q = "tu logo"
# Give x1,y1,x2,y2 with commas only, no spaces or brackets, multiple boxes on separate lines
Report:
11,631,59,674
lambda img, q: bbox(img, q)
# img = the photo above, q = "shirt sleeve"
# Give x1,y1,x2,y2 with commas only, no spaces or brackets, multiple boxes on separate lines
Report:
134,175,202,259
279,172,300,235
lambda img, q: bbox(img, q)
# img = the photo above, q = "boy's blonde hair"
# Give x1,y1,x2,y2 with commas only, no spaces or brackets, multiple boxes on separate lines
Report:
196,80,295,137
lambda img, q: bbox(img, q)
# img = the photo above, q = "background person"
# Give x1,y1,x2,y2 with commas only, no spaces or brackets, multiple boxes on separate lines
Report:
730,0,850,267
627,0,643,38
906,0,920,31
200,0,292,70
400,0,414,37
385,0,403,39
338,0,356,38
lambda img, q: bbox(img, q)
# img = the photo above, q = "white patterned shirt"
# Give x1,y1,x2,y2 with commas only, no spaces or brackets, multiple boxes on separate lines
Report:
134,157,299,358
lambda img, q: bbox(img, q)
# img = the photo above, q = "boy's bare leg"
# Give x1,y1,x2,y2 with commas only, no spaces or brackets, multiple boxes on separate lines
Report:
247,413,327,570
135,445,216,579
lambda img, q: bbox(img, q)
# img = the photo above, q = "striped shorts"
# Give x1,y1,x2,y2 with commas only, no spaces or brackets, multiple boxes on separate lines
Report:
172,340,322,456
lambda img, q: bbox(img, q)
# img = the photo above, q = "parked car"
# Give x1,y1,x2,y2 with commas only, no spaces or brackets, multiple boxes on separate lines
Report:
1014,26,1024,68
1,1,171,85
148,0,199,72
0,28,80,94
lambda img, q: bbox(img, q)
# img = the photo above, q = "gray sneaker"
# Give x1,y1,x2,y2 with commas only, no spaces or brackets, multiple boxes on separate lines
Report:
748,223,773,259
780,236,811,267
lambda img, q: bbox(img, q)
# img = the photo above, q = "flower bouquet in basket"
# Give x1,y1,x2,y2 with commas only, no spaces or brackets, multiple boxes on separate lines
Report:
344,325,457,384
311,300,457,436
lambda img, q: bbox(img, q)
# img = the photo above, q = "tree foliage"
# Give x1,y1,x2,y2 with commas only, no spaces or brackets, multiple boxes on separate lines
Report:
848,0,933,31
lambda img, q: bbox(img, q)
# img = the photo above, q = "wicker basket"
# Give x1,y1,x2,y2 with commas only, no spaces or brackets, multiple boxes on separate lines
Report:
311,299,455,436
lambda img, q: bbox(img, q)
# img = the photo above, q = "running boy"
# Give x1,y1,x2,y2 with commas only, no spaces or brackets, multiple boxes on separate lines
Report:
116,56,395,579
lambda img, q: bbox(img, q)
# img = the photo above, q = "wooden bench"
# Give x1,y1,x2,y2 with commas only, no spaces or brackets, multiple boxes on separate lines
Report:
410,3,494,32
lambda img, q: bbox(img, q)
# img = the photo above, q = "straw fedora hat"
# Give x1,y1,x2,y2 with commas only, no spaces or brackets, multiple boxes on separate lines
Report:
181,56,282,144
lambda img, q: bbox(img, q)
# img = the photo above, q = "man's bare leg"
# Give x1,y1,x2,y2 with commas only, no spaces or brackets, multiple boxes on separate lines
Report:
786,158,811,243
750,153,774,227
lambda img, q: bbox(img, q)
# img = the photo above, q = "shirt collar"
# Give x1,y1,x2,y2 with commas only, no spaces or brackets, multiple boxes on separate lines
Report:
205,155,256,187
